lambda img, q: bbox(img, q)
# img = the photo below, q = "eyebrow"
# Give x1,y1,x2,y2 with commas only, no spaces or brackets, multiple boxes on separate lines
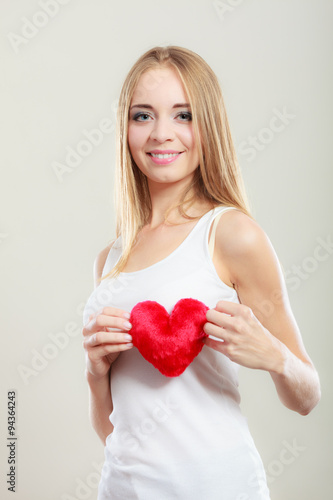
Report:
130,103,191,111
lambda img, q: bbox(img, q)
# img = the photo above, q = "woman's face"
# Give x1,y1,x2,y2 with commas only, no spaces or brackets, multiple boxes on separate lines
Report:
127,65,200,187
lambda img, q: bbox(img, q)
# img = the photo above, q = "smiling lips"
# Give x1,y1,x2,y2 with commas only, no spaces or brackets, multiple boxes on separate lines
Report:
147,149,184,165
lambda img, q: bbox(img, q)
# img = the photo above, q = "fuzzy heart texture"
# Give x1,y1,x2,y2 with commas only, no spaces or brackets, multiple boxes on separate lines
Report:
130,298,209,377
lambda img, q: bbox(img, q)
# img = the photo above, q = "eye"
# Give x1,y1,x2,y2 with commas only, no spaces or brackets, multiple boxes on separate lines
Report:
132,112,152,122
130,110,192,122
177,112,192,121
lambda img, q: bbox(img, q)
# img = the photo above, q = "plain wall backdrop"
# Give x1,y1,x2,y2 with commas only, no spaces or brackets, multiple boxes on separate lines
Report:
1,1,332,499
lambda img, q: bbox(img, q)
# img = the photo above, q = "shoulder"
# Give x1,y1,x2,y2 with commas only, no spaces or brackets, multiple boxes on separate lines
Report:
93,240,115,288
215,209,281,285
215,209,269,255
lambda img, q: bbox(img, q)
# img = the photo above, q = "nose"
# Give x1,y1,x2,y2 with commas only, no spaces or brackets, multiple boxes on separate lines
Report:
149,117,175,143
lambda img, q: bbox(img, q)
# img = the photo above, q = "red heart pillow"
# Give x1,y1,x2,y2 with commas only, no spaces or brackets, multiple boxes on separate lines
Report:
129,298,209,377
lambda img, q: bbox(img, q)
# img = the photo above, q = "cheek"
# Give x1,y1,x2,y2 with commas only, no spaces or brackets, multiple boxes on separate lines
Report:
128,125,149,155
179,126,196,152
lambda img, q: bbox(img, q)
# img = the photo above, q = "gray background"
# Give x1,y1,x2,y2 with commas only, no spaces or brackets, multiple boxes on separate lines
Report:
1,0,332,499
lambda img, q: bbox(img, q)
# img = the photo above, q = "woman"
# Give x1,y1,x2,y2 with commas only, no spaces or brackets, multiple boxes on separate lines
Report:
82,46,320,499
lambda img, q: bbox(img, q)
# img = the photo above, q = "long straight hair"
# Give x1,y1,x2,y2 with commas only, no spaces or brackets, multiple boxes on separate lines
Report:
100,45,251,282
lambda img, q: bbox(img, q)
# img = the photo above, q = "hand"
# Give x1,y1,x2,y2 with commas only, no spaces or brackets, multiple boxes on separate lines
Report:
82,306,133,380
203,300,286,372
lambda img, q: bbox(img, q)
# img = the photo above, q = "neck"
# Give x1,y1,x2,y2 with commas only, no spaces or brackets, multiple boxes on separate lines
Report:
146,176,210,228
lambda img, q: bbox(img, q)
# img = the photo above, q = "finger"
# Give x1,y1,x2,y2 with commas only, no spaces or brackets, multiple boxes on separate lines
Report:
215,300,254,322
82,325,92,338
203,321,232,342
83,331,132,348
82,313,95,333
94,314,132,331
82,314,132,338
206,309,237,332
84,307,131,329
204,337,230,355
96,306,131,319
215,300,247,316
87,342,133,360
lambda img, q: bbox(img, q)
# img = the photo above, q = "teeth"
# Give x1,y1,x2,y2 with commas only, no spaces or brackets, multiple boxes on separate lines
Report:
150,153,180,159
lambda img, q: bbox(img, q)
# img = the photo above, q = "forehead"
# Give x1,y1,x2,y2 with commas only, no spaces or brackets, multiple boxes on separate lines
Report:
131,66,188,105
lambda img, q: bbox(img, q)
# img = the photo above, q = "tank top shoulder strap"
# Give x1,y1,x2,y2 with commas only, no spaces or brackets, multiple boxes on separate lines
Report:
101,206,238,277
101,237,122,278
207,206,237,259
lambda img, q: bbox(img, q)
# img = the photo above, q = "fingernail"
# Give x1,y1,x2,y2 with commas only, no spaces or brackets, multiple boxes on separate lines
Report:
124,334,132,341
124,321,132,329
123,312,131,319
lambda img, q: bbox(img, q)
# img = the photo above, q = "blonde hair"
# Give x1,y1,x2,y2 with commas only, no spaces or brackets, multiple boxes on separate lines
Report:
100,45,251,282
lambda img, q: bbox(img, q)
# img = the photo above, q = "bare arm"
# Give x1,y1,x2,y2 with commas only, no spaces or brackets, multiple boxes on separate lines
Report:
204,211,321,415
86,369,114,445
83,243,133,444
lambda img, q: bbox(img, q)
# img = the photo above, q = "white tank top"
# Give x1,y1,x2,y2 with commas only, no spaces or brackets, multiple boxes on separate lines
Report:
82,206,271,500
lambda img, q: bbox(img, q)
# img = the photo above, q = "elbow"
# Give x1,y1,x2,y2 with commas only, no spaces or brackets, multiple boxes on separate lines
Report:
298,381,321,416
298,401,318,416
302,396,321,416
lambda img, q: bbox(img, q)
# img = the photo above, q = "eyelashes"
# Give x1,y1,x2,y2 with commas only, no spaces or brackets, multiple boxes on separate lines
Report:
131,111,192,122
